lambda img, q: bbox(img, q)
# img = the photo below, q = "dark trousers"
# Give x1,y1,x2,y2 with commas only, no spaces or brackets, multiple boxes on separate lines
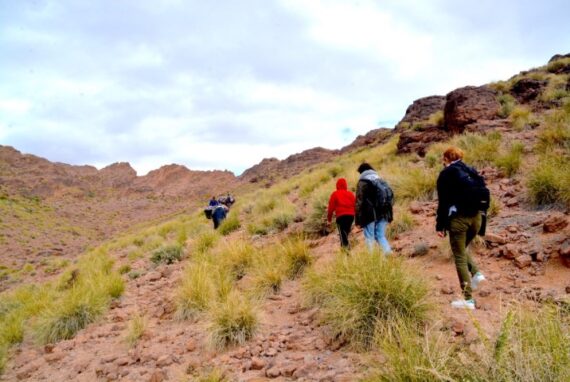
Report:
449,213,482,300
336,215,354,248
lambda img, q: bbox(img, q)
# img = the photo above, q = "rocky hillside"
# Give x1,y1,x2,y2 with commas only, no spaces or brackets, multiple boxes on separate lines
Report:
1,54,569,381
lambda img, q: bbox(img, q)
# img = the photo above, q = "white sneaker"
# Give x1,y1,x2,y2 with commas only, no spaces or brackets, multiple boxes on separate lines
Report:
471,272,486,290
451,299,475,310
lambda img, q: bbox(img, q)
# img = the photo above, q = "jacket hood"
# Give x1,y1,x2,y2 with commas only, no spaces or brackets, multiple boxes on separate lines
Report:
359,169,379,182
336,178,348,190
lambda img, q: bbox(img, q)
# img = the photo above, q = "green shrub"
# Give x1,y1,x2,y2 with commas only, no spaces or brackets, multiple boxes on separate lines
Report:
125,313,147,347
218,213,241,236
494,141,524,176
304,190,330,237
251,256,284,296
387,209,415,240
510,105,536,130
546,57,570,73
175,262,215,320
208,291,258,349
528,155,570,206
303,250,432,349
497,93,516,118
217,240,255,280
34,288,107,344
193,231,219,254
365,323,462,382
118,264,131,274
281,236,313,279
426,110,444,127
151,245,183,264
488,196,501,218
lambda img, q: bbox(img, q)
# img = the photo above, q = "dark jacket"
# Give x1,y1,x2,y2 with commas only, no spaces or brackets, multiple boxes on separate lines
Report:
327,178,356,222
355,170,393,227
436,160,479,231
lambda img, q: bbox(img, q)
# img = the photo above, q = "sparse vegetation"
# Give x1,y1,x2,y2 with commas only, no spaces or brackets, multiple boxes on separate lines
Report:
366,303,570,381
494,141,524,176
303,250,432,349
208,290,258,349
387,208,415,240
218,213,241,235
497,93,516,118
281,236,313,279
125,313,147,347
151,244,183,264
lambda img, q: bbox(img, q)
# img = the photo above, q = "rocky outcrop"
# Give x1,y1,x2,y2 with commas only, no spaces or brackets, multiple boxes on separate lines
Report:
396,126,450,156
511,78,547,102
444,86,500,134
99,162,137,188
240,148,336,184
395,96,446,130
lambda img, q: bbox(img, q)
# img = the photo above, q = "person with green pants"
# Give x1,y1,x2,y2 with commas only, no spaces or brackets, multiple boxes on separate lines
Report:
436,146,486,310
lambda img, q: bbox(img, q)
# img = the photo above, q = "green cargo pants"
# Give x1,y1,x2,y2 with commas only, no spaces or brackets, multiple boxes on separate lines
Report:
449,213,482,300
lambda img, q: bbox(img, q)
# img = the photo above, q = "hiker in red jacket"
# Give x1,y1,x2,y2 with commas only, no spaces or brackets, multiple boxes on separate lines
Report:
327,178,356,249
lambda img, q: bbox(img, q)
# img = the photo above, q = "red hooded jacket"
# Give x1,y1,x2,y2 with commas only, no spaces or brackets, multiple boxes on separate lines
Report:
327,178,356,222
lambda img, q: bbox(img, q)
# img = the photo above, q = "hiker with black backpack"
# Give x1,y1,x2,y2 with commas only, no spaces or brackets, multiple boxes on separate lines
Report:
436,147,488,310
355,163,394,254
327,178,356,250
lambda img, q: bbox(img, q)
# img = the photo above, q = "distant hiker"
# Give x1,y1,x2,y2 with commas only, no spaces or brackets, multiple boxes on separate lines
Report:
436,147,489,310
209,196,219,207
212,204,228,229
220,193,235,208
327,178,356,249
355,163,394,254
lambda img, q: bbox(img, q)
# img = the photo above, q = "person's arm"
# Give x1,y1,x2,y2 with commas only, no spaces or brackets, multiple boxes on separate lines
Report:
436,168,454,233
355,181,364,227
327,193,336,223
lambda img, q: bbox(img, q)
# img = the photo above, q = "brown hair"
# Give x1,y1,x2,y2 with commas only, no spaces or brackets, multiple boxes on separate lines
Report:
443,146,464,162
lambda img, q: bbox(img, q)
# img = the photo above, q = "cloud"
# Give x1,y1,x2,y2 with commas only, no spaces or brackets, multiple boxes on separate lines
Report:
1,0,569,175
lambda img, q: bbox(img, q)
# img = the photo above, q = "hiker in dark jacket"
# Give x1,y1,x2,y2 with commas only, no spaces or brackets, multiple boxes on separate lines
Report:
436,147,486,310
212,204,228,229
327,178,356,249
355,163,393,254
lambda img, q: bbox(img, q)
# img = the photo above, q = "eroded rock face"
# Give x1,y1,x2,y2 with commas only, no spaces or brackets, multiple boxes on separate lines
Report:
511,78,548,102
444,86,500,133
396,125,450,156
395,95,446,130
339,128,392,154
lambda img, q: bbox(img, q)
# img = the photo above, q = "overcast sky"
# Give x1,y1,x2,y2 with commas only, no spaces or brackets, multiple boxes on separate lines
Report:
1,0,569,175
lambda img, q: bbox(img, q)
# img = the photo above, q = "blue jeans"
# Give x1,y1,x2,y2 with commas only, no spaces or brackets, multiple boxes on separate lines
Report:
363,220,391,254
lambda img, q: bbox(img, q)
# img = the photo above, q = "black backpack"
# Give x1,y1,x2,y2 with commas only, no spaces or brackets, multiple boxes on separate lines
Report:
366,178,394,210
456,163,490,215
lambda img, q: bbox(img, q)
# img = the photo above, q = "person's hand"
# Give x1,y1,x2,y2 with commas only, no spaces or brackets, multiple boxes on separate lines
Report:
437,231,446,238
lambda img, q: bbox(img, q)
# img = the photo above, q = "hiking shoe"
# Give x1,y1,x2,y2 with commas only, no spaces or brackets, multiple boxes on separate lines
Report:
471,272,486,290
451,299,475,310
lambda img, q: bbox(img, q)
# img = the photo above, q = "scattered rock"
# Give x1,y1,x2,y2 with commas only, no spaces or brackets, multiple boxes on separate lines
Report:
185,339,196,352
479,289,491,297
251,357,266,370
452,321,465,335
156,355,173,367
515,255,532,269
148,370,166,382
485,233,506,245
440,286,454,295
504,244,520,260
543,214,568,233
565,285,570,294
266,367,281,378
146,271,162,282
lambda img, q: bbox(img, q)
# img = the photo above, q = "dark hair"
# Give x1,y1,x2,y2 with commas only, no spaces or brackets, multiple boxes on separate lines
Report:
357,162,374,174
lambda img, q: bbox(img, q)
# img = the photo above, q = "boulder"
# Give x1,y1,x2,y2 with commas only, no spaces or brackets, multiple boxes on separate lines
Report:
511,78,547,102
543,214,568,233
395,95,446,130
396,125,450,156
514,255,532,269
444,86,500,133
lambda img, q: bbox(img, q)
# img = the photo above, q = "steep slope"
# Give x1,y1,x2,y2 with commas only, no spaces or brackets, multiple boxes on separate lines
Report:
1,54,569,381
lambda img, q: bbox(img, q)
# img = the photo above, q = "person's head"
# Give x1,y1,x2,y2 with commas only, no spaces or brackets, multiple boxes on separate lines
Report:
442,147,464,166
336,178,348,190
357,162,374,174
211,195,216,200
